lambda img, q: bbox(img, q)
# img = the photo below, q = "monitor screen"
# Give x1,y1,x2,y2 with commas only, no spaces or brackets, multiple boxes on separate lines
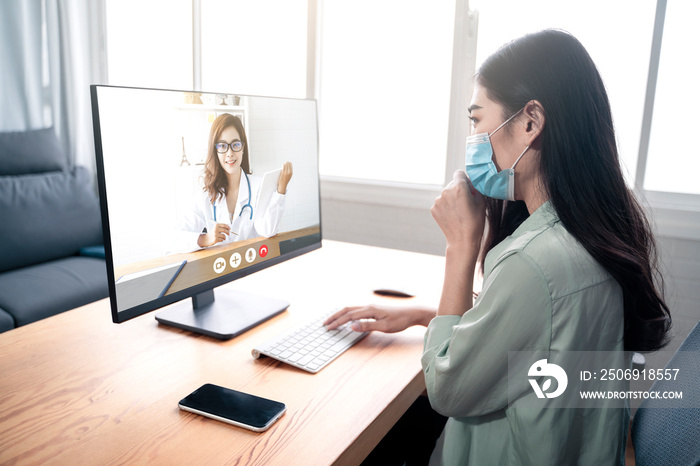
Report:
91,85,321,339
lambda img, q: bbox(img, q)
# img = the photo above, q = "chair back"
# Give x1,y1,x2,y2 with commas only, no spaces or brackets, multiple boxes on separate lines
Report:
631,321,700,466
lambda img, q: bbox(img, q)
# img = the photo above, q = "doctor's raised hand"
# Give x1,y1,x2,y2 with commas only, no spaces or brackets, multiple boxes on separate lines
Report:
277,161,293,195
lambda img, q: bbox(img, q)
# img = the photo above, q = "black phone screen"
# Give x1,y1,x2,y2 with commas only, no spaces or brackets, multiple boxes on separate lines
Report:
179,384,286,429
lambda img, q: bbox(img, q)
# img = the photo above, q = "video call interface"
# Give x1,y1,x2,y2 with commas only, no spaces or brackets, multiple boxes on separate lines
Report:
93,86,321,314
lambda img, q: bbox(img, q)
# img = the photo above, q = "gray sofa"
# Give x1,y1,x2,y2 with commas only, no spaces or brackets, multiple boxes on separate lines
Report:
0,128,109,333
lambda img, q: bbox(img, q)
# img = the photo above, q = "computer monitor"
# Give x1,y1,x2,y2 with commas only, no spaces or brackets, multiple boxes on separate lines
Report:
91,85,321,339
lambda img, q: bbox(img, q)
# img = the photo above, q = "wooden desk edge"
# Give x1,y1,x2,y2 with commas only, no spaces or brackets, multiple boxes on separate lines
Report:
333,371,427,466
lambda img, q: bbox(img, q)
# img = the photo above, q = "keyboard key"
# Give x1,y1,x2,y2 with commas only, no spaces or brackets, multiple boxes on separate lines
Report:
298,354,315,366
329,332,362,353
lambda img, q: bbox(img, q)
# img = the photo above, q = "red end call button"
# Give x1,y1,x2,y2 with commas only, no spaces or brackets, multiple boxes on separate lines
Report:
259,245,269,258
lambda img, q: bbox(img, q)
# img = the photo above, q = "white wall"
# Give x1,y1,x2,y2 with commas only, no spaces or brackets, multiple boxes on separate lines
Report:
653,236,700,353
247,97,320,233
322,195,444,256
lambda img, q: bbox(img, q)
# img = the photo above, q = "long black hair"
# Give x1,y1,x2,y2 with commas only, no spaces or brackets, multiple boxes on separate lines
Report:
476,29,671,352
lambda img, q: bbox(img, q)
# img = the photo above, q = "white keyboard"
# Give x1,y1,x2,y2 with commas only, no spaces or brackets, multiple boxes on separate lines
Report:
251,311,369,373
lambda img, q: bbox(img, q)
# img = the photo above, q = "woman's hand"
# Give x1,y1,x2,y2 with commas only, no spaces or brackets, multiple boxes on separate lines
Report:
197,223,230,247
431,170,484,317
431,169,486,249
324,305,435,333
277,161,293,194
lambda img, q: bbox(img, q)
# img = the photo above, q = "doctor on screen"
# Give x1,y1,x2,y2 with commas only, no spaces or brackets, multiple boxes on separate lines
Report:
181,113,293,248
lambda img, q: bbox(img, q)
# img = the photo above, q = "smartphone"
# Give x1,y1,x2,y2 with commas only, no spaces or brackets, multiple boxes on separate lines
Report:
178,383,286,432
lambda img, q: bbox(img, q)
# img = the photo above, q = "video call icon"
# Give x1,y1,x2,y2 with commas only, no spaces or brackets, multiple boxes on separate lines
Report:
245,248,256,263
230,252,242,269
213,257,226,274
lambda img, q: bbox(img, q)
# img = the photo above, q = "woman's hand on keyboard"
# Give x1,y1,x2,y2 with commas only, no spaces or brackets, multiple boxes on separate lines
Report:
324,305,435,333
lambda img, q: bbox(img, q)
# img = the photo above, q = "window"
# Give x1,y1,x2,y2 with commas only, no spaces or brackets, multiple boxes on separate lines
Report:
471,0,657,188
105,0,193,90
103,0,698,212
318,0,456,185
644,1,700,195
201,0,307,98
105,0,307,98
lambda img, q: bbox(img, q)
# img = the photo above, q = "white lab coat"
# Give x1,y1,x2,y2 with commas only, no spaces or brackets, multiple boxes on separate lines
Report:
178,170,286,249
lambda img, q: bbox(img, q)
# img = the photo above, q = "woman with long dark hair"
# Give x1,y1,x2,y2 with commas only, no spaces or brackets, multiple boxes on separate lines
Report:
326,29,671,464
180,113,293,249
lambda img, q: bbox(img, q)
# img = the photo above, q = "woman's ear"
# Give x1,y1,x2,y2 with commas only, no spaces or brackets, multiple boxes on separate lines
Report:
522,100,545,146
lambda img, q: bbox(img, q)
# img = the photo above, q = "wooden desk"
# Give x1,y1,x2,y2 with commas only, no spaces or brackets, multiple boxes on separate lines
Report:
0,241,445,465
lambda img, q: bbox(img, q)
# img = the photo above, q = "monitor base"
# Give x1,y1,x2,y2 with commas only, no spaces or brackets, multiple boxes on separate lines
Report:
155,288,288,340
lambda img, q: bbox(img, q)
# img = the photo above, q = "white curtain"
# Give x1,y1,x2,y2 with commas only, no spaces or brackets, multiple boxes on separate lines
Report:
0,0,106,172
0,1,45,131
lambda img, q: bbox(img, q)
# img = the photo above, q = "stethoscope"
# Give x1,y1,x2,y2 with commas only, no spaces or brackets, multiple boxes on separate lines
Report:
212,170,253,222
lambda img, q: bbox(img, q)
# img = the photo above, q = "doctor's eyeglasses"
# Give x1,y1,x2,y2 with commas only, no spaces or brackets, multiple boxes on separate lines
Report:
216,140,244,153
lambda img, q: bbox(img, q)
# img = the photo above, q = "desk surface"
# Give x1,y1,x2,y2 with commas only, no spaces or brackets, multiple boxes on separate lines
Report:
0,241,444,465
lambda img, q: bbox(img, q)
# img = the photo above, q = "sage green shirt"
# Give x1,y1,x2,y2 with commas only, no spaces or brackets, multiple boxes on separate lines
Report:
422,201,628,465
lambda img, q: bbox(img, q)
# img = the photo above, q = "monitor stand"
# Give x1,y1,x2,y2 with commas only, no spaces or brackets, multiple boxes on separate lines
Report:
155,288,288,340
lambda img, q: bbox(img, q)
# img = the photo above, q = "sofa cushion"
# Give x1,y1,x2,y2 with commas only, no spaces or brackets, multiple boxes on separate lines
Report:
0,257,109,327
0,308,15,333
0,127,67,175
0,167,103,273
